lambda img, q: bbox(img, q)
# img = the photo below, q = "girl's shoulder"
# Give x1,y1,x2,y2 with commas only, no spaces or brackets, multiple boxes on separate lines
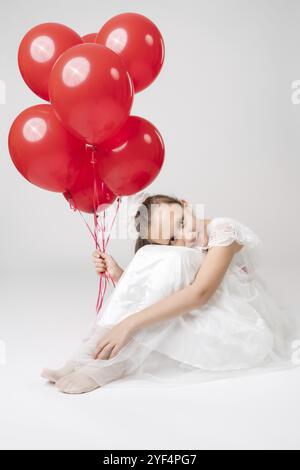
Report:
206,216,235,230
205,216,262,250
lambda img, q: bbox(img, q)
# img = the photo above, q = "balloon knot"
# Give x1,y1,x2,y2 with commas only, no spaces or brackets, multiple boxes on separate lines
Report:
85,143,98,152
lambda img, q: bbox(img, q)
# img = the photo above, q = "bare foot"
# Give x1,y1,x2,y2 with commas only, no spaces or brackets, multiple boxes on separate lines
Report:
41,360,76,383
55,371,100,394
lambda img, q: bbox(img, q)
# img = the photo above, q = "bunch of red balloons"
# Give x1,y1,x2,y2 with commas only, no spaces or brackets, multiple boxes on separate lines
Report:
8,13,165,214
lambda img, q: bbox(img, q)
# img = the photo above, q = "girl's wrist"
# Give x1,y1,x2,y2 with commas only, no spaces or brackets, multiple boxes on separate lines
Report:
112,266,124,283
124,313,142,334
116,267,124,282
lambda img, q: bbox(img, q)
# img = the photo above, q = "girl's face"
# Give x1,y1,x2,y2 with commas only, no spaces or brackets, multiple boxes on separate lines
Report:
148,202,201,247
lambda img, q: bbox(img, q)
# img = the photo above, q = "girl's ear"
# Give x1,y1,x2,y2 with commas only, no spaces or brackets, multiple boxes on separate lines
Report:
180,199,188,205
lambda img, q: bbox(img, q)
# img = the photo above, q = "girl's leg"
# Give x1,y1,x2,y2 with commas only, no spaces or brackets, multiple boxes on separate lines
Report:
55,325,132,393
42,310,136,388
54,246,202,393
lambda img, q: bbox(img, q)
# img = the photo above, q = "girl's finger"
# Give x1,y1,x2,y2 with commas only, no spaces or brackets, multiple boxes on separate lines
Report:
98,344,115,360
96,266,106,272
95,342,114,360
93,339,110,359
96,267,108,274
96,269,105,274
92,250,105,259
95,266,106,272
109,344,120,359
93,257,106,264
94,260,106,267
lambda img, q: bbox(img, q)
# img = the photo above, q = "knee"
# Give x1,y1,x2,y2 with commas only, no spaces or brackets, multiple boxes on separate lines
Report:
134,244,201,277
165,246,201,275
146,244,198,261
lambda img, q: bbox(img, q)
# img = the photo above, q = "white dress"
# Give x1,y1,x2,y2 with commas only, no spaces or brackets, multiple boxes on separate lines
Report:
69,217,300,388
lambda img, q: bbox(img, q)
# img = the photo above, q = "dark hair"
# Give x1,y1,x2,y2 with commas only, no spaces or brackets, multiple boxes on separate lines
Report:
134,194,184,253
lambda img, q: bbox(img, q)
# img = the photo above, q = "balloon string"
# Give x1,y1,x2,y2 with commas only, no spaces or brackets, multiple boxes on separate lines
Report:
104,196,121,250
89,144,116,316
88,144,106,315
94,184,122,314
66,144,122,319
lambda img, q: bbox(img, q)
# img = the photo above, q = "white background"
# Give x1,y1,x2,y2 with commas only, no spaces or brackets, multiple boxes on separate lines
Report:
1,0,300,450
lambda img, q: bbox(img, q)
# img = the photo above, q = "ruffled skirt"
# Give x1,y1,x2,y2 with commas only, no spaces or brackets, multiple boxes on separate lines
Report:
68,245,299,388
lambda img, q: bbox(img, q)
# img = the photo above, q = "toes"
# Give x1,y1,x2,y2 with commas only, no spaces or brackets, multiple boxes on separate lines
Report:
41,363,76,383
55,373,99,394
41,368,58,383
55,374,80,393
41,368,49,379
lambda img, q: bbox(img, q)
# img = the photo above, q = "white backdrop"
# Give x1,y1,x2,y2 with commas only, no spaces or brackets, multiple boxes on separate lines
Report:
1,0,300,276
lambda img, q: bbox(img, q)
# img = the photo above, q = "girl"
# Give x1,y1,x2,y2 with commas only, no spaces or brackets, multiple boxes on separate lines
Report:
41,193,298,393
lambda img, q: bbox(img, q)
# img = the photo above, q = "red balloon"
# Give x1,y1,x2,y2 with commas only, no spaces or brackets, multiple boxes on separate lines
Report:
49,43,134,146
18,23,83,101
82,33,97,43
97,116,165,196
63,157,116,214
96,13,165,93
8,104,85,192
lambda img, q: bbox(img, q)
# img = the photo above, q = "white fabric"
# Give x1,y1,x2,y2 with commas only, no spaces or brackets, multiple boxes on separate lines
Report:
68,217,300,388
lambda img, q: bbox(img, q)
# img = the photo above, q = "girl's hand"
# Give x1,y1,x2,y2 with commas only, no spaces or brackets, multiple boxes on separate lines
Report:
92,250,124,283
93,318,136,360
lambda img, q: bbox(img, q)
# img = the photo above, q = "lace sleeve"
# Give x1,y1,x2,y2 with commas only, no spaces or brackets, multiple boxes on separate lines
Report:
207,217,262,250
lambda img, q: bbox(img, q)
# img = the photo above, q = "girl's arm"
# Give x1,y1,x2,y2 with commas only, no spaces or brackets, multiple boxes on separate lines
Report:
128,241,243,333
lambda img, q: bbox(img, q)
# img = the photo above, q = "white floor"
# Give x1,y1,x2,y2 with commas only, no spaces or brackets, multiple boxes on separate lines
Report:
0,268,299,450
